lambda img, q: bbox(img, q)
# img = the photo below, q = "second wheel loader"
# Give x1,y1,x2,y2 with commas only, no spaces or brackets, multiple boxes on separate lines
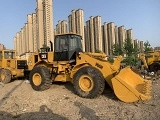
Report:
27,33,152,103
139,51,160,72
0,50,27,83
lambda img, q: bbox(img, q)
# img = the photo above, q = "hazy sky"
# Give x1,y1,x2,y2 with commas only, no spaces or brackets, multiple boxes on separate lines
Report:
0,0,159,49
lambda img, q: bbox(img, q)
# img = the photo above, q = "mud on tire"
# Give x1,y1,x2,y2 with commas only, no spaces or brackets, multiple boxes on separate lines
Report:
73,66,105,98
29,66,52,91
0,69,12,84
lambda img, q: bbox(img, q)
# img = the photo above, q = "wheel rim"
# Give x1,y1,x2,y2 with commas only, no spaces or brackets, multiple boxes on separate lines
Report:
1,72,5,81
79,75,94,92
33,73,42,86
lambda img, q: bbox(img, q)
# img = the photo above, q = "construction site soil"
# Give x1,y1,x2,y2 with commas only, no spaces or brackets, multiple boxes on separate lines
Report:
0,76,160,120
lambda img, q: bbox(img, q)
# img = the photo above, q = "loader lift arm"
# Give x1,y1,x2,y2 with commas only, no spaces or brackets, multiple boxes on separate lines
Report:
139,53,148,69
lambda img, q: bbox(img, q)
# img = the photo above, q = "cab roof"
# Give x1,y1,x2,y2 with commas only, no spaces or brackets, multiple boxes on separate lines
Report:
55,33,81,37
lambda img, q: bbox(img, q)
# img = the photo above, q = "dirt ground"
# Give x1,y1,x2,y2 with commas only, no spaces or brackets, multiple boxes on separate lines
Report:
0,75,160,120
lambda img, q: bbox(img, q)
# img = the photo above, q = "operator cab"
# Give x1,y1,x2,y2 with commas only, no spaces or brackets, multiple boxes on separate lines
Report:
0,50,16,59
54,33,83,61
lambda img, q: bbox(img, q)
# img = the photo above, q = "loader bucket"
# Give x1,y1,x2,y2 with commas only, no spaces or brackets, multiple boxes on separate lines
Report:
111,67,152,103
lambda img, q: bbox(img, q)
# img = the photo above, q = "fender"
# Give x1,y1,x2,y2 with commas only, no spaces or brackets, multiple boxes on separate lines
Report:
70,63,89,80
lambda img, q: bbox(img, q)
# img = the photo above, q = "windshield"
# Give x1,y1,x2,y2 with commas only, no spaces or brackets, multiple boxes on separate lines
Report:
54,35,68,52
4,51,16,59
69,35,82,51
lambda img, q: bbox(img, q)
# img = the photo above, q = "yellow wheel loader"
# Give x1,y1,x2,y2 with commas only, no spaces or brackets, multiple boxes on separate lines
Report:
0,50,27,84
139,51,160,72
27,33,152,103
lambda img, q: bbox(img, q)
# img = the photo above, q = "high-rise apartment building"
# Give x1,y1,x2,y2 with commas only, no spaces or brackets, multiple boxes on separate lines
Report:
68,9,85,51
13,1,143,56
27,14,33,52
102,22,109,55
71,10,76,33
0,44,6,50
107,22,115,55
118,25,126,49
21,26,25,54
89,16,95,52
15,32,20,55
32,13,38,52
85,20,91,52
154,46,160,51
61,20,68,34
76,9,85,51
24,23,29,52
93,16,102,52
14,0,54,54
43,0,54,47
36,0,44,49
68,15,72,33
114,26,119,45
127,29,133,40
140,41,144,53
55,20,68,34
13,36,17,51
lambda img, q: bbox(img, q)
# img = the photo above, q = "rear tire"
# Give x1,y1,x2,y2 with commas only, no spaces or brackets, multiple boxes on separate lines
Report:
73,66,105,98
0,69,12,84
29,66,52,91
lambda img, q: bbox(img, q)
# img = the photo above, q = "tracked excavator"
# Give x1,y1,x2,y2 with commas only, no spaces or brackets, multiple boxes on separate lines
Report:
27,33,152,103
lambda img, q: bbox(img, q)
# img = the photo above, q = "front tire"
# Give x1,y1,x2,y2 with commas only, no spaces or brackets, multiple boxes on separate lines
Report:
0,69,12,84
29,66,52,91
73,66,105,98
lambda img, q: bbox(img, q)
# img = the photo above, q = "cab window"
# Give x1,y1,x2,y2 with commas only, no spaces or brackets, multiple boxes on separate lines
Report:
4,51,15,59
55,35,68,52
69,35,82,51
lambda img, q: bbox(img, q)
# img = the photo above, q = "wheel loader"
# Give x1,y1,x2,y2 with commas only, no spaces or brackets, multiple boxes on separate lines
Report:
28,33,152,103
139,51,160,72
0,50,28,83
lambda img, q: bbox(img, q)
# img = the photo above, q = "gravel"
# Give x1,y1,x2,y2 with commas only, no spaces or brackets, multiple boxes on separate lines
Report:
0,77,160,120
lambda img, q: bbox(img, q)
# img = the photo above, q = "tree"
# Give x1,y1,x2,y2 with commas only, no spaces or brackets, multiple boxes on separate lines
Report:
133,43,140,54
42,44,50,49
122,55,138,66
107,57,114,63
95,49,102,53
122,38,139,66
112,44,123,56
123,38,134,56
40,44,50,52
144,40,153,53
